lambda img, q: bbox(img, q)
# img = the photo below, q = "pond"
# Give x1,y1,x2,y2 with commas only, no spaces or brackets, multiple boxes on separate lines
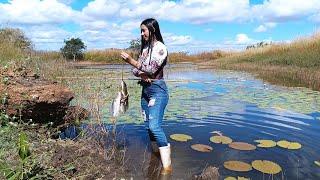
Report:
63,63,320,179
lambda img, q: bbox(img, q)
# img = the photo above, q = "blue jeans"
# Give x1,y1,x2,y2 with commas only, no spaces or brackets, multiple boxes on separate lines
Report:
141,80,169,147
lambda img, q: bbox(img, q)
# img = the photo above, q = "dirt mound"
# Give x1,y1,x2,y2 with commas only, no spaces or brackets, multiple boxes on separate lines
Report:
0,65,88,125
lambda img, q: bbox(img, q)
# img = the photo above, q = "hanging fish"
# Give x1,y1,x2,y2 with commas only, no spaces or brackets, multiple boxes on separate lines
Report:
111,91,122,117
120,80,129,113
111,80,129,117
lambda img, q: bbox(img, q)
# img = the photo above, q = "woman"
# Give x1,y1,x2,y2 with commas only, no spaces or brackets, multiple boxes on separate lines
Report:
120,18,171,175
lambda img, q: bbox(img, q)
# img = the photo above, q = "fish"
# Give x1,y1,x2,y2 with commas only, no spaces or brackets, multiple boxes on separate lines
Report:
111,80,129,117
120,80,129,113
111,91,122,117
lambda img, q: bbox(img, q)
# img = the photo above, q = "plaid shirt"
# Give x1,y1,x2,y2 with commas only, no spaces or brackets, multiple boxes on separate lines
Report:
132,41,167,79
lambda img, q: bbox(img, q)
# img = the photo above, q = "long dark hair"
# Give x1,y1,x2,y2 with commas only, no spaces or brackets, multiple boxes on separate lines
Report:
140,18,164,56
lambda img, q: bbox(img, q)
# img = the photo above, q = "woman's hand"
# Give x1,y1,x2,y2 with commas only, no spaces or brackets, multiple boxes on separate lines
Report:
120,51,140,68
140,73,152,83
120,51,131,62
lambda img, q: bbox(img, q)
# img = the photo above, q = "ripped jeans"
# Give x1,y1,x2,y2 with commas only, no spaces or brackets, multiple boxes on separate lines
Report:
141,80,169,147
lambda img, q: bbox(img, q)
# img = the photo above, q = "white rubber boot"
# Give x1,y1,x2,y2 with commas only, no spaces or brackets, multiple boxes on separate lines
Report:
159,143,172,175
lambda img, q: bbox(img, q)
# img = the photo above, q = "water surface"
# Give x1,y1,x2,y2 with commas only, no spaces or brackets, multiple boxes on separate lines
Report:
68,64,320,179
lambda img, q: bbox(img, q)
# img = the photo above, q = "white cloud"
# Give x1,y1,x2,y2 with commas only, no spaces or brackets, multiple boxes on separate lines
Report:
235,34,254,44
254,22,277,32
18,25,72,50
255,25,267,32
82,0,120,19
1,0,319,52
159,0,250,24
309,12,320,22
57,0,74,5
164,33,193,46
252,0,320,22
80,20,109,30
265,22,277,28
0,0,79,25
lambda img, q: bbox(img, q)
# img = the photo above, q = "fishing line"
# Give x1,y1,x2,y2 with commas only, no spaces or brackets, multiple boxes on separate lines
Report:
121,62,124,81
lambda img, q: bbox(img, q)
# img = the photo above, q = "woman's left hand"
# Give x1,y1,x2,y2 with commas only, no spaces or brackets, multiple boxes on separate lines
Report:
120,51,131,63
120,51,139,68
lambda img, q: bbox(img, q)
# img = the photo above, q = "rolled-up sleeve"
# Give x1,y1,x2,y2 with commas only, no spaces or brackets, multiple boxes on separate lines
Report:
139,44,167,76
132,56,143,77
132,67,141,77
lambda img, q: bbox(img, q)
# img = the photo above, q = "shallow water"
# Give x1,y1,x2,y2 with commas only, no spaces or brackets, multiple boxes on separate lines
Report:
69,64,320,179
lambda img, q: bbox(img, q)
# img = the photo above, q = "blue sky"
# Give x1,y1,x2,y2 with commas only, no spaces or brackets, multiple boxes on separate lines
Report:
0,0,319,53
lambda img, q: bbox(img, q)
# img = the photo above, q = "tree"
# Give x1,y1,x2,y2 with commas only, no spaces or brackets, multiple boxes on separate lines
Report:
0,28,32,50
60,38,86,61
128,38,141,51
246,41,272,50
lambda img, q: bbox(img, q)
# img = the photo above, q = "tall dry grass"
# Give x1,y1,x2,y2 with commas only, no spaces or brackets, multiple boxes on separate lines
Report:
0,28,29,64
204,32,320,90
83,49,228,63
84,49,138,63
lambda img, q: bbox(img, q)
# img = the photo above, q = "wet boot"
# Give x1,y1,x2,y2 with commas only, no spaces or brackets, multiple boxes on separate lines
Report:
159,143,172,175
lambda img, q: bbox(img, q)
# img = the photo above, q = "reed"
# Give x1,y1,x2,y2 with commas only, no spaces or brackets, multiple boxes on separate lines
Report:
84,49,138,63
83,49,227,63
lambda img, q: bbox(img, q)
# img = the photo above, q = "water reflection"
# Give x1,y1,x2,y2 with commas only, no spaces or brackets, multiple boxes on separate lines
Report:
59,125,79,139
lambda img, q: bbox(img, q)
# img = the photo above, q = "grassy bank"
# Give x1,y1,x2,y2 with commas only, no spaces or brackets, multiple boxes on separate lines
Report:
202,33,320,91
1,28,129,179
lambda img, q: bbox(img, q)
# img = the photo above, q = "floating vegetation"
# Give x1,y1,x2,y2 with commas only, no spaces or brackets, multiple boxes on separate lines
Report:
191,144,213,152
276,140,302,150
210,135,232,144
223,161,252,172
255,140,277,148
228,142,256,151
314,161,320,167
170,134,193,142
225,176,250,180
251,160,282,174
228,84,320,115
224,177,236,180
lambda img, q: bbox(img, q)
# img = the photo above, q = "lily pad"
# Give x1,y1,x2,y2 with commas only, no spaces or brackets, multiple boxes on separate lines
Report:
210,135,232,144
315,161,320,167
224,177,236,180
238,177,249,180
277,140,302,150
191,144,213,152
170,134,192,142
228,142,256,151
223,161,252,172
255,140,276,148
252,160,282,174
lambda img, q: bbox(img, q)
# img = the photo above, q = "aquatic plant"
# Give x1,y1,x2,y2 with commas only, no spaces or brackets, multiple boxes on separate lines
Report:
170,134,193,142
254,140,277,148
276,140,302,150
223,161,252,172
251,160,282,174
190,144,213,152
